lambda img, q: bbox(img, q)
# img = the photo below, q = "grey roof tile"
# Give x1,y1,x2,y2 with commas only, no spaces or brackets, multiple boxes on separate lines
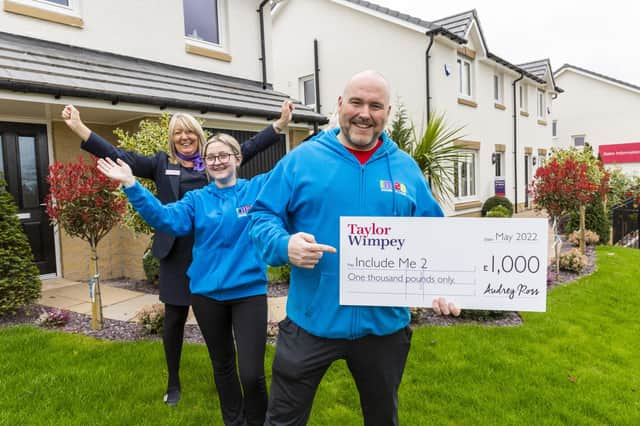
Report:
342,0,435,30
432,10,475,39
0,31,327,124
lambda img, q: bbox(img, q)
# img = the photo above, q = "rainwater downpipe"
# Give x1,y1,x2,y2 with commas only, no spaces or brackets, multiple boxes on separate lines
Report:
313,38,321,134
425,32,435,123
512,72,524,214
258,0,270,89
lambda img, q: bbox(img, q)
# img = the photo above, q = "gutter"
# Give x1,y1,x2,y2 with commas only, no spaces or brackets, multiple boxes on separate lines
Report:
512,71,524,213
258,0,270,90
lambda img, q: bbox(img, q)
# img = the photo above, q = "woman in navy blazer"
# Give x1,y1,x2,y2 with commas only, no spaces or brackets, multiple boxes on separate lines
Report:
62,102,293,406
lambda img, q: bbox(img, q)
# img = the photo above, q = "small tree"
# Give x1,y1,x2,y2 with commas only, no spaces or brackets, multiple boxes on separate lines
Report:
0,179,41,316
46,157,126,329
532,148,605,272
386,100,414,154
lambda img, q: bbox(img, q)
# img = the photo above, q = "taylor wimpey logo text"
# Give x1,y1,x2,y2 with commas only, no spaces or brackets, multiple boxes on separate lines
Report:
379,180,407,196
347,223,405,250
236,205,252,217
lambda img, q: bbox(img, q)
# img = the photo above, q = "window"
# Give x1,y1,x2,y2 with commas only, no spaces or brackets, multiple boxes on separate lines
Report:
183,0,230,60
519,85,528,112
3,0,83,27
184,0,220,45
493,73,503,103
572,135,585,147
552,120,558,138
454,150,477,198
537,89,545,118
493,152,503,177
457,57,472,97
300,75,316,107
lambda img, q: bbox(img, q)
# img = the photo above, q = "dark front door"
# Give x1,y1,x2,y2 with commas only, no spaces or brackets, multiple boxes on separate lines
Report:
0,123,56,275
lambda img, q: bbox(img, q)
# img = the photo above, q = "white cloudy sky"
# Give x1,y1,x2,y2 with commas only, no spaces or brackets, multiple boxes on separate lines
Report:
372,0,640,85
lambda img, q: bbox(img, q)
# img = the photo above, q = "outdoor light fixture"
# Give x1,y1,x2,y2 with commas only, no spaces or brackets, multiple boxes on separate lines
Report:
491,152,497,164
532,156,537,166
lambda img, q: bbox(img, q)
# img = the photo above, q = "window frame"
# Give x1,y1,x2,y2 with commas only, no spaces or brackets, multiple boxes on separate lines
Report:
3,0,83,27
454,149,478,200
493,73,504,103
183,0,230,59
519,84,528,112
299,75,316,108
537,89,545,118
457,56,473,99
572,135,586,147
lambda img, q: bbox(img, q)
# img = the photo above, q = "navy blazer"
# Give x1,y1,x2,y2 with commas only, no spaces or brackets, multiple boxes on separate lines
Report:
81,124,282,259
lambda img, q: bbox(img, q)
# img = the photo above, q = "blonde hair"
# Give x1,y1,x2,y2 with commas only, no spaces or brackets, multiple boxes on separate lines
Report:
167,113,207,163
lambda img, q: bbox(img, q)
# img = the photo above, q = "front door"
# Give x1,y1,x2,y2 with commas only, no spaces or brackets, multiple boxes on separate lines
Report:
0,123,56,275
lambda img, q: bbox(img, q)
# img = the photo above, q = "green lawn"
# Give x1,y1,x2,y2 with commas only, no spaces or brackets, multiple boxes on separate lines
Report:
1,246,639,425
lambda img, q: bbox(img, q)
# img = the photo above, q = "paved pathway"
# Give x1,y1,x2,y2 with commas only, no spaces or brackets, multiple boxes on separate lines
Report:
39,278,287,324
39,208,551,323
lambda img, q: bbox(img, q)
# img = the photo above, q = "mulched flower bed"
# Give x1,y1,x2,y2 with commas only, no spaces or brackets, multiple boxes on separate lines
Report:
1,242,596,343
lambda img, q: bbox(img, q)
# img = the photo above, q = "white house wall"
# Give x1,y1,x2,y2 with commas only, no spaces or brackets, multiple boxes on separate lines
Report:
554,69,640,176
0,0,269,82
272,0,556,215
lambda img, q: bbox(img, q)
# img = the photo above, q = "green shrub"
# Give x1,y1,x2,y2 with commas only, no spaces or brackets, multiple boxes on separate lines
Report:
481,196,513,217
565,197,610,244
267,264,290,283
0,180,41,316
558,248,588,272
134,303,164,335
142,245,159,286
486,205,511,218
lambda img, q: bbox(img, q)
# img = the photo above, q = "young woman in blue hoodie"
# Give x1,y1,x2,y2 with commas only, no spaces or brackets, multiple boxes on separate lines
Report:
63,102,291,407
97,133,272,426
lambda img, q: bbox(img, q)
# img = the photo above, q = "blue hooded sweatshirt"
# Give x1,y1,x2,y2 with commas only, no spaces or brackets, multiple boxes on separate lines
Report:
123,175,269,301
249,128,444,339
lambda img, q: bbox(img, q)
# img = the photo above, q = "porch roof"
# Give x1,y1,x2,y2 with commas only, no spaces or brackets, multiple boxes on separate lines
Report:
0,31,328,125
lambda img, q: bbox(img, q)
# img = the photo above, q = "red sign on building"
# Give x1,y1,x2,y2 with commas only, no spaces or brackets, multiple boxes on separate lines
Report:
598,142,640,164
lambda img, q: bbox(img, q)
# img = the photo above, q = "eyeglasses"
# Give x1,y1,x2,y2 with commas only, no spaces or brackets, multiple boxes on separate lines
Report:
204,153,235,164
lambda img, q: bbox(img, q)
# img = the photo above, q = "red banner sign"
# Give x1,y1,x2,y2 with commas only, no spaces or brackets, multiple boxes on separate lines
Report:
599,142,640,164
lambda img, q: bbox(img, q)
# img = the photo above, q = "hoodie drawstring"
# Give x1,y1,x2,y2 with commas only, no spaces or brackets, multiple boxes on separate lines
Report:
385,152,398,216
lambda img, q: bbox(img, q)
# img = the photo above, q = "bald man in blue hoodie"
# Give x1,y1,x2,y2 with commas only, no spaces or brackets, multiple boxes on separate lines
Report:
250,70,459,426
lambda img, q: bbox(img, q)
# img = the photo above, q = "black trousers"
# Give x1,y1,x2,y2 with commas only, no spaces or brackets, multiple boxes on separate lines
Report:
266,318,412,426
191,294,268,426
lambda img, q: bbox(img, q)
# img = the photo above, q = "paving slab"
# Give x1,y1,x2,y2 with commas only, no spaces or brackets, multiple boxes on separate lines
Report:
102,294,160,322
268,296,287,323
38,293,88,310
41,277,83,292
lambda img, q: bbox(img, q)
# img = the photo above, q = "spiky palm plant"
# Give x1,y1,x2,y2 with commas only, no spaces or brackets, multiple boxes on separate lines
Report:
410,113,466,203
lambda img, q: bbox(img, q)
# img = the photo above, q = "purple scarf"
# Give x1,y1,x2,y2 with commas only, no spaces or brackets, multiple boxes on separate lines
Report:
175,151,204,172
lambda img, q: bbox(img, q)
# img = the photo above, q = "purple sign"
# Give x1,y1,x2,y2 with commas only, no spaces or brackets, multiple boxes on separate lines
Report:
494,177,505,196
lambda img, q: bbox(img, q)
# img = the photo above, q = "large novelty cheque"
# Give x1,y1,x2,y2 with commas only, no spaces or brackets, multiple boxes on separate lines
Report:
340,217,548,312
